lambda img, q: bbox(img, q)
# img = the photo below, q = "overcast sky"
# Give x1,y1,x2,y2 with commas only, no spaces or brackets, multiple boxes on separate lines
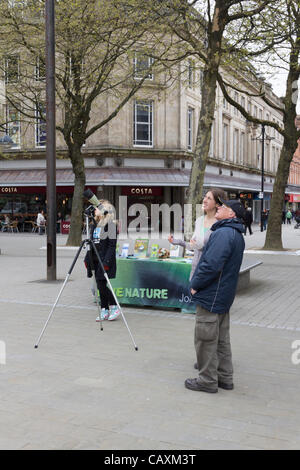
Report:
269,75,287,98
268,73,300,114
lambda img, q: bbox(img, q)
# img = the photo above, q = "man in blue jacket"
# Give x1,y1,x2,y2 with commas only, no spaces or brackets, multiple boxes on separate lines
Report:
185,199,245,393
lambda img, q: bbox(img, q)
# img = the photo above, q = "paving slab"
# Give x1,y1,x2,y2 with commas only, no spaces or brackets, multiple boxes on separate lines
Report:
0,225,300,450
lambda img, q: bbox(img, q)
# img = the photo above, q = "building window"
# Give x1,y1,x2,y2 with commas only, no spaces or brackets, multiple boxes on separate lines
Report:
35,103,46,147
233,129,239,163
4,55,19,84
133,53,154,80
272,146,276,173
35,57,46,81
187,59,194,88
6,105,21,148
223,95,229,110
199,69,204,90
240,132,245,165
266,142,270,171
234,92,239,115
187,107,194,151
209,122,214,156
133,100,153,147
241,96,246,119
223,123,228,160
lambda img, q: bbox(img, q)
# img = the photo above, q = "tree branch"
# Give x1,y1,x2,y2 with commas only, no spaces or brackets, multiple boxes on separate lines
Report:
216,70,287,138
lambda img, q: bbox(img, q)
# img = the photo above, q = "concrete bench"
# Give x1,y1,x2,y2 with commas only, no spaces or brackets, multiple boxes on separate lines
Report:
237,257,262,291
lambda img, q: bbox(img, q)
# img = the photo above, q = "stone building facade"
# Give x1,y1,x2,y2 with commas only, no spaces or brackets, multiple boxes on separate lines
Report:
0,54,298,224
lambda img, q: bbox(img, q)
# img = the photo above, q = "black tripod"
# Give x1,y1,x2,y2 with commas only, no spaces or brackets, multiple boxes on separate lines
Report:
34,214,138,351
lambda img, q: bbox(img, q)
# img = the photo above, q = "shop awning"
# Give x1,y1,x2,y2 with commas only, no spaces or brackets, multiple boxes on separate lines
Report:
203,172,274,193
0,169,74,186
0,166,293,193
85,168,190,186
0,168,191,187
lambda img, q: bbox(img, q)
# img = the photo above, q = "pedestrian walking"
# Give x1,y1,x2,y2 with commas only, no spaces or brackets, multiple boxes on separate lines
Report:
185,199,245,393
36,210,46,235
286,209,292,225
244,207,253,235
261,209,268,230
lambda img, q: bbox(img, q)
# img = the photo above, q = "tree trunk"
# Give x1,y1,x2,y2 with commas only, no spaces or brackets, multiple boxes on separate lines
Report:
186,1,225,234
263,144,290,250
66,143,86,246
264,47,300,250
187,68,217,210
264,135,298,250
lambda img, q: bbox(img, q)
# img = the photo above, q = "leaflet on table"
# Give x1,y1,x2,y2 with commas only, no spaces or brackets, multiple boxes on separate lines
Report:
169,243,181,257
156,258,192,263
133,239,149,258
150,243,159,258
185,249,194,257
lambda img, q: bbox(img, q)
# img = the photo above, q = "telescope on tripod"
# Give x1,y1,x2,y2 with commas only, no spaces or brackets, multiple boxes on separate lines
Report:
34,189,138,351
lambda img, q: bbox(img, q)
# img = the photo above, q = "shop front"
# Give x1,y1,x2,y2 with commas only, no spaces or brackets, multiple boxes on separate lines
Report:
0,185,99,232
0,166,190,234
289,194,300,211
0,186,46,219
0,185,75,218
252,192,272,223
239,192,253,208
120,186,165,233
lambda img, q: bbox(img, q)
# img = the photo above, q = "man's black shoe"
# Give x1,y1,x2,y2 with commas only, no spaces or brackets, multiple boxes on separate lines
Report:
184,378,218,393
218,381,234,390
193,364,234,390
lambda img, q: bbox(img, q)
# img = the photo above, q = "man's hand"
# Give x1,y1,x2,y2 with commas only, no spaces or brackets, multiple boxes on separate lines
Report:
191,288,196,295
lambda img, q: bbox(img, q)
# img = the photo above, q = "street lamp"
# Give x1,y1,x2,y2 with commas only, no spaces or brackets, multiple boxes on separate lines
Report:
0,135,14,254
252,124,274,232
45,0,57,281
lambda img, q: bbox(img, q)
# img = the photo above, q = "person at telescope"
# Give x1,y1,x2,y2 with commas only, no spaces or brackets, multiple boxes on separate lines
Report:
84,200,120,322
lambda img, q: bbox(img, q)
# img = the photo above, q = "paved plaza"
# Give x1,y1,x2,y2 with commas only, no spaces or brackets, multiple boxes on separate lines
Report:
0,223,300,450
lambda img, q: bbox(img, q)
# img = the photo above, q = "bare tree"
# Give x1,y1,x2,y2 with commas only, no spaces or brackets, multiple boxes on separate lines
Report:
215,0,300,249
0,0,177,245
142,0,274,228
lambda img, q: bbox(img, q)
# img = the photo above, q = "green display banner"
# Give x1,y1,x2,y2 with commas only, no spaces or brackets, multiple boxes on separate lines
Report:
110,258,195,311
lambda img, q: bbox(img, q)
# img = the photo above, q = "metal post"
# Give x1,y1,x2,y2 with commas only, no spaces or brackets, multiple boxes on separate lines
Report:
260,124,265,232
45,0,56,280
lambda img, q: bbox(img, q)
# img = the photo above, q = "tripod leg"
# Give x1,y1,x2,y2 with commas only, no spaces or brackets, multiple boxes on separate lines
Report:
104,272,138,351
90,240,138,351
92,273,104,331
86,239,104,331
34,241,85,349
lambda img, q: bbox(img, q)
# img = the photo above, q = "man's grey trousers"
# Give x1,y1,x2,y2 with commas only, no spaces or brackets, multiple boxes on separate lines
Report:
194,305,233,389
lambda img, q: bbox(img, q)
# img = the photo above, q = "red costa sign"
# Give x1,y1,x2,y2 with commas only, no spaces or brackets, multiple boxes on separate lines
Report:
60,221,70,234
121,186,163,196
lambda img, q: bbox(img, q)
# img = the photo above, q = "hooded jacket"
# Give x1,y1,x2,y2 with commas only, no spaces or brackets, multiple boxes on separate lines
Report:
190,218,245,314
84,221,117,280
